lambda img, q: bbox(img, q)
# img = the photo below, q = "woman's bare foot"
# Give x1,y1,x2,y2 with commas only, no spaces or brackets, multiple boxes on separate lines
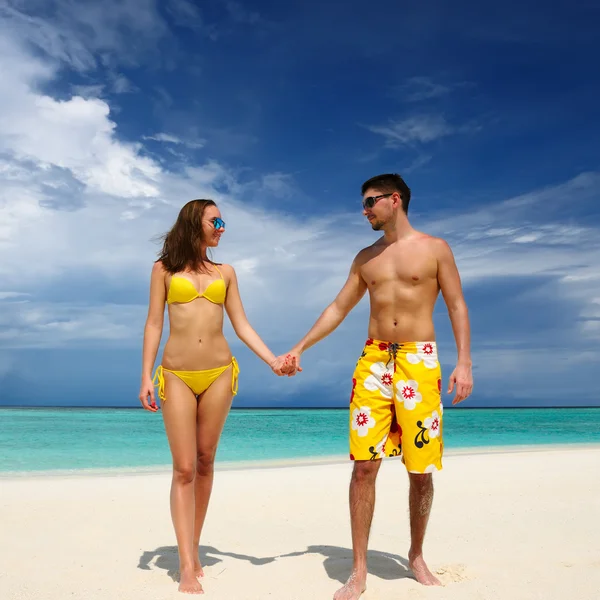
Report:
333,570,366,600
193,558,204,579
409,553,441,586
179,567,204,594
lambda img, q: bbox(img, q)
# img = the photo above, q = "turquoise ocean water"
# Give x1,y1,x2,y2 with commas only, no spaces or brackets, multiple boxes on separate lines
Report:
1,407,599,474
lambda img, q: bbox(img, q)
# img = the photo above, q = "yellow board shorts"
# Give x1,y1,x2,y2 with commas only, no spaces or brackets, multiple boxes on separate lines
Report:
349,339,444,474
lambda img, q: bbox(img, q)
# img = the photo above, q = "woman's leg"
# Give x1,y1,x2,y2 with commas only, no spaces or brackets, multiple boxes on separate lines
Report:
193,364,234,576
161,372,203,594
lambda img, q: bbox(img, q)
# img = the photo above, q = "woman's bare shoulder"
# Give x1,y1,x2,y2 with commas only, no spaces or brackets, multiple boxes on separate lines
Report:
216,262,234,276
152,260,167,276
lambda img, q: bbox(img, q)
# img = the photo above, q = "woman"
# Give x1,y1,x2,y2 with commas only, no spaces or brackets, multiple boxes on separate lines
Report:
138,199,293,594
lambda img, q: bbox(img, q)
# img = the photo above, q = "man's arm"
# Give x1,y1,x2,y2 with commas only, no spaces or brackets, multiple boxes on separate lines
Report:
292,254,368,356
436,239,473,403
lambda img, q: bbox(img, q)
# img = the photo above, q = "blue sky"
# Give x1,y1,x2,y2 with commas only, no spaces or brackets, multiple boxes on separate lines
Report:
0,0,599,408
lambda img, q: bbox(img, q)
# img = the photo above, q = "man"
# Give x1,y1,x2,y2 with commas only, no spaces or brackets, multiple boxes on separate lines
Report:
280,173,473,600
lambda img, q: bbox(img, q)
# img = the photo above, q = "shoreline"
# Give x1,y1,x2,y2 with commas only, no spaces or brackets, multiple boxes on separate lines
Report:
2,441,599,480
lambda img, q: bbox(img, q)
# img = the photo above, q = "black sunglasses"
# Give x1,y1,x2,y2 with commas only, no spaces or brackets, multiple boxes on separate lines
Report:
362,193,392,210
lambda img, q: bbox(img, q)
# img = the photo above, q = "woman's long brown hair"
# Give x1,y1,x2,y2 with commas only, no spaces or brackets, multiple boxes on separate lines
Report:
157,199,219,274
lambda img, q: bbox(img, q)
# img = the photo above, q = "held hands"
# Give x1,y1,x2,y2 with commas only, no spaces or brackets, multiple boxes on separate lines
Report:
447,361,473,405
270,350,302,377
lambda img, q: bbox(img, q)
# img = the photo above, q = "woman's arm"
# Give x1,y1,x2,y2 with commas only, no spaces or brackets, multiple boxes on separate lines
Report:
222,264,278,368
139,261,166,410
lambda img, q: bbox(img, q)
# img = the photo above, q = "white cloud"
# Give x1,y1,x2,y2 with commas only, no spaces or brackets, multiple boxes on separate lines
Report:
512,233,541,243
261,172,294,196
111,74,137,94
367,113,480,148
71,84,106,98
0,292,31,300
1,0,169,71
395,77,452,102
416,173,600,341
251,172,297,200
393,76,475,103
71,75,137,99
368,115,454,146
145,133,184,144
403,153,433,173
0,36,161,198
468,346,599,400
166,0,217,38
366,87,484,148
0,300,147,348
144,133,205,149
558,271,600,336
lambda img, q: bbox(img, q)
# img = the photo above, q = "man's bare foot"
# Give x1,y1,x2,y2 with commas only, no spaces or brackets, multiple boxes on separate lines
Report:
179,567,204,594
409,553,441,586
333,570,366,600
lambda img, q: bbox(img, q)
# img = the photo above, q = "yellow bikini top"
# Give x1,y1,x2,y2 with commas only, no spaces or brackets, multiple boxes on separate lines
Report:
167,265,227,305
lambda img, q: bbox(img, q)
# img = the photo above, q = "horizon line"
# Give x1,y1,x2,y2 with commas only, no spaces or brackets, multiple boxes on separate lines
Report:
1,405,599,410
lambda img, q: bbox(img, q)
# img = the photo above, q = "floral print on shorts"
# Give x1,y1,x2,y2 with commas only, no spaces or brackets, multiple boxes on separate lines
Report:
349,339,444,474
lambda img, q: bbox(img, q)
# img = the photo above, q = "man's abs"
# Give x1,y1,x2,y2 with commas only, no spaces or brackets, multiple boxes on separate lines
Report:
367,300,437,342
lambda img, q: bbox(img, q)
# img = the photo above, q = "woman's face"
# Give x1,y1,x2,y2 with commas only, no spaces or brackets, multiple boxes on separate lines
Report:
202,204,225,248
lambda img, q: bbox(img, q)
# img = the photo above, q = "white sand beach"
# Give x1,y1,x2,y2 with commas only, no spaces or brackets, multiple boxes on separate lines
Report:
2,446,599,600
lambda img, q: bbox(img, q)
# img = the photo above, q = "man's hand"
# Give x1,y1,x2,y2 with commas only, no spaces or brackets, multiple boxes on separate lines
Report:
270,351,303,377
447,362,473,405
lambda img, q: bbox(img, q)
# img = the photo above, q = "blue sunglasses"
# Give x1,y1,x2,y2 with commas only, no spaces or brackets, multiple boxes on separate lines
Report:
212,217,225,229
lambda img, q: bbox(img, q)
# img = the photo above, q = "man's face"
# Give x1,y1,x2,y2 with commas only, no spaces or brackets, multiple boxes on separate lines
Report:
362,188,395,231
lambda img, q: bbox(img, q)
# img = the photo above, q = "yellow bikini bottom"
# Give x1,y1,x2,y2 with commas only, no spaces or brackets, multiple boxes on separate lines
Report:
153,357,239,402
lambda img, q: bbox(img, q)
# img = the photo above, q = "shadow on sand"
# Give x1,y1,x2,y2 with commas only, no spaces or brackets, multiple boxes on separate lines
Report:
138,544,412,584
138,545,276,582
278,545,413,584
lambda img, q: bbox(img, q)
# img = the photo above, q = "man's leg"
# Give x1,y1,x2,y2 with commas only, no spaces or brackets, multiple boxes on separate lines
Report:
407,472,441,586
394,341,444,586
342,338,395,599
334,459,382,600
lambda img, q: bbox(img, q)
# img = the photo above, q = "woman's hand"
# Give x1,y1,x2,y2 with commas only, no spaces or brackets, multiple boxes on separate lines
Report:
138,376,158,412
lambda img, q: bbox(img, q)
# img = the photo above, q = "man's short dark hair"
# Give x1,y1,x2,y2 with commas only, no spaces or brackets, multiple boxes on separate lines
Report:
361,173,411,214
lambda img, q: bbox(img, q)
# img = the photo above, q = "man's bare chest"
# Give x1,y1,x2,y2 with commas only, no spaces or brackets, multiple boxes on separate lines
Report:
360,249,438,286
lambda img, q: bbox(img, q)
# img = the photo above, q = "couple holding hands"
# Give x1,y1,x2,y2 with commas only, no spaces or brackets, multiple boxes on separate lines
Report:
139,173,473,597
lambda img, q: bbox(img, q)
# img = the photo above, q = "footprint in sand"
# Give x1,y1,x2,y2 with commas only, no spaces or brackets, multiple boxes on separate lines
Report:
434,563,470,584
